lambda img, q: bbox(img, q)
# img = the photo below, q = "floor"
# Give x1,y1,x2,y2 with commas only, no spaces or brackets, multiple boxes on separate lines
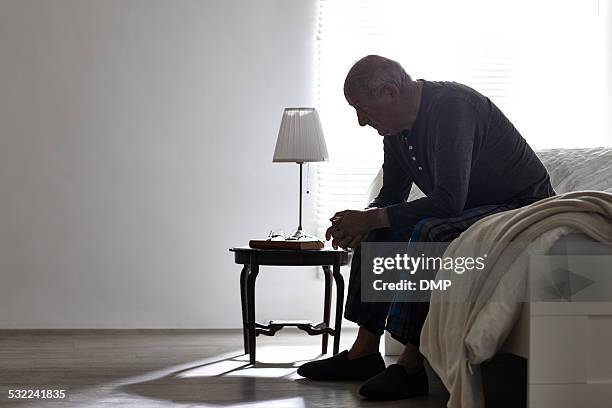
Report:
0,329,449,407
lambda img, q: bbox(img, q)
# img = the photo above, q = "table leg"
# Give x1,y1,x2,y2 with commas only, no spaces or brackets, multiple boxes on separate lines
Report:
322,265,332,354
332,261,344,355
239,264,251,355
247,262,260,364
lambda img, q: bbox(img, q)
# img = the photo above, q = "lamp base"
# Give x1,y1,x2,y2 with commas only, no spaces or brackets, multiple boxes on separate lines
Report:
287,228,320,241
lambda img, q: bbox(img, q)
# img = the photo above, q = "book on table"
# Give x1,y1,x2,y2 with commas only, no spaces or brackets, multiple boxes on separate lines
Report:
249,238,325,250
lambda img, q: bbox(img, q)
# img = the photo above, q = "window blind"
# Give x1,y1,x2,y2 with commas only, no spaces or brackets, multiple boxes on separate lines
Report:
314,0,608,237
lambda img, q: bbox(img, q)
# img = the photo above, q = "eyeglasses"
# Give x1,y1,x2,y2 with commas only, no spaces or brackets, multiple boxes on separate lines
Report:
268,230,287,241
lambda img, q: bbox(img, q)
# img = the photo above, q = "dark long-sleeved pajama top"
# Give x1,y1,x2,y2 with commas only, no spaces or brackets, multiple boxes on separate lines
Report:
369,80,556,228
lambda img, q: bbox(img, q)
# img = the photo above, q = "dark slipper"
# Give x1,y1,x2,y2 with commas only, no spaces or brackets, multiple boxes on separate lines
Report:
359,363,429,400
297,350,386,381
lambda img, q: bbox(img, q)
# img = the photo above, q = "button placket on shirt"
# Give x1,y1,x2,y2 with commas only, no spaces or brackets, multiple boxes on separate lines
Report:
402,134,423,172
409,145,423,171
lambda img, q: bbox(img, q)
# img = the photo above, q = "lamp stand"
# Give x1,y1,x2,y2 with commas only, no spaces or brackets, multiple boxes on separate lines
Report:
288,162,311,240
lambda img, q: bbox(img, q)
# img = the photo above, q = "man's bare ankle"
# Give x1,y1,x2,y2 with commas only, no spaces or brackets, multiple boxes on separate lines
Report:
396,344,424,372
397,354,424,373
346,327,381,360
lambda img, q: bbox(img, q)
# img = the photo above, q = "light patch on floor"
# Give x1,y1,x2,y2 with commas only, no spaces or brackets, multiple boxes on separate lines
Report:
176,360,250,378
0,329,448,407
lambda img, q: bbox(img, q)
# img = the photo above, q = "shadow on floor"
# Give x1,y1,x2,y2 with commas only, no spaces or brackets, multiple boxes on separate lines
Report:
120,351,450,408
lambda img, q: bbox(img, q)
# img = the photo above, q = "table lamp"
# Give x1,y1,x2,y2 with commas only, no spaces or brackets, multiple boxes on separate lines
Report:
273,107,329,240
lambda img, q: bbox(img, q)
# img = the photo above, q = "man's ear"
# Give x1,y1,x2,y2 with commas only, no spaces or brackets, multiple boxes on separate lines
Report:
383,83,400,102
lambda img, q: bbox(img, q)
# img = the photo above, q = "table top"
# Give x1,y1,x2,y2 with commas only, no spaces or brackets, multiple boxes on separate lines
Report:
230,246,350,266
230,246,348,254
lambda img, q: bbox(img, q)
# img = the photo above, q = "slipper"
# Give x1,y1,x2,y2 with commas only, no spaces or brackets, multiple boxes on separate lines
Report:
297,350,386,381
359,363,429,400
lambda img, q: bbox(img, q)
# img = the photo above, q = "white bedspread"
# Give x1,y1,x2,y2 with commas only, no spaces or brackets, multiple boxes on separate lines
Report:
419,191,612,408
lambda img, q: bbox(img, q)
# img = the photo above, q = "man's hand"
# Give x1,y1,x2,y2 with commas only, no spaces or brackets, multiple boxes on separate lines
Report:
325,208,390,249
325,225,368,249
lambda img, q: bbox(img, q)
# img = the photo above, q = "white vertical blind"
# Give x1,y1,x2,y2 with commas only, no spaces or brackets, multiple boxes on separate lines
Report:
315,0,609,236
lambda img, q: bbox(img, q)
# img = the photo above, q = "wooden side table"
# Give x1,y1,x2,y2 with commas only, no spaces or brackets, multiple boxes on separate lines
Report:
230,247,349,364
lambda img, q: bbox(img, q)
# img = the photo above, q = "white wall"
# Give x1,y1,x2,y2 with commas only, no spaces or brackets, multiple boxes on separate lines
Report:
0,0,341,329
608,0,612,140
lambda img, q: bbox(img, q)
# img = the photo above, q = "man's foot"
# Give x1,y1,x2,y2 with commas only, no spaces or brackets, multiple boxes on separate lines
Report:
358,363,429,400
296,350,385,381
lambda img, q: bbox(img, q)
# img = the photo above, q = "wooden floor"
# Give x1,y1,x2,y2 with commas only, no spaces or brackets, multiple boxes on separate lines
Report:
0,329,448,407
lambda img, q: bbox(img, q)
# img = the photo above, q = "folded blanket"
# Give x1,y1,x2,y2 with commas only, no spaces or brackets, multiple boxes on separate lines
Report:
420,191,612,408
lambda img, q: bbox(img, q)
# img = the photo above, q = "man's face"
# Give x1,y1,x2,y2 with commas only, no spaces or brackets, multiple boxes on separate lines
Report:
346,86,401,136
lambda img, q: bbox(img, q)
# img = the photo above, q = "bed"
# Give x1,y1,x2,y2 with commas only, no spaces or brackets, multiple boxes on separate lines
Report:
370,147,612,407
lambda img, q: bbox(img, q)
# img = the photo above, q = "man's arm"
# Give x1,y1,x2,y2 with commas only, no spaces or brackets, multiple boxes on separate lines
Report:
325,139,411,247
363,138,413,230
368,138,413,209
384,98,481,227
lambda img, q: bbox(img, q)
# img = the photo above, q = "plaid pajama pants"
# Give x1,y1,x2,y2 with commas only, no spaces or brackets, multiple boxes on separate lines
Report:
344,201,530,347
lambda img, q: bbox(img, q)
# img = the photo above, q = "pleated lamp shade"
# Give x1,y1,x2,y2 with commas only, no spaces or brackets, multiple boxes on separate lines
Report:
273,108,329,163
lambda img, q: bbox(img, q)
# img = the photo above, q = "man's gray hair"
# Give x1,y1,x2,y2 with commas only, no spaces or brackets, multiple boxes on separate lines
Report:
344,55,412,100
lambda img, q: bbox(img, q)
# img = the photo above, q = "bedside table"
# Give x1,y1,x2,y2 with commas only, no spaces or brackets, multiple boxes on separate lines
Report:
229,247,349,364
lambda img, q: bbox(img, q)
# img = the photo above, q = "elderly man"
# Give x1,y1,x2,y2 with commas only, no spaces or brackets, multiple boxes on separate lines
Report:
297,55,555,401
